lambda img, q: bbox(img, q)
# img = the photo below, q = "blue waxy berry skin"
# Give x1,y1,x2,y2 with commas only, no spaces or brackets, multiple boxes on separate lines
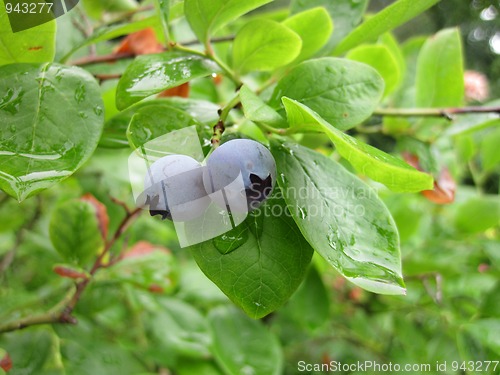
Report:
142,155,209,221
203,139,277,212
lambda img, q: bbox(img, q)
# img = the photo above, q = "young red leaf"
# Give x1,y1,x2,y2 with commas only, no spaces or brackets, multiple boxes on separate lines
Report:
114,28,163,56
0,352,12,372
80,194,110,240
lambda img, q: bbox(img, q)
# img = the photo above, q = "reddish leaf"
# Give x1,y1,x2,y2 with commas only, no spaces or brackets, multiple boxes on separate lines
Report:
157,82,190,98
114,28,163,56
80,194,109,240
403,153,455,204
422,168,455,204
148,284,164,293
53,265,90,280
122,241,170,259
0,353,12,372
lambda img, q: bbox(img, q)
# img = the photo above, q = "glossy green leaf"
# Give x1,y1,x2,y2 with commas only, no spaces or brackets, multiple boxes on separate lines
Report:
346,44,401,96
239,85,287,128
0,63,104,201
416,28,464,108
49,199,104,265
185,0,272,44
101,98,218,148
116,51,220,109
291,0,368,53
282,98,433,192
282,7,333,62
127,104,203,150
334,0,441,55
0,6,56,65
209,306,283,375
465,319,500,356
269,58,384,131
189,193,314,318
271,142,405,295
232,19,302,75
284,265,330,331
454,196,500,234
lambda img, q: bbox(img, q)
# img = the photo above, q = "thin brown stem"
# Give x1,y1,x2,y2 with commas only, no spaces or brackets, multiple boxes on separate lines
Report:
70,52,134,66
374,106,500,119
94,73,122,81
0,205,141,334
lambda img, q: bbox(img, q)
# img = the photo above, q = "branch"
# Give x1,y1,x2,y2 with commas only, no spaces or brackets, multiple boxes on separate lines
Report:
70,52,134,66
0,205,142,334
70,36,235,67
374,106,500,120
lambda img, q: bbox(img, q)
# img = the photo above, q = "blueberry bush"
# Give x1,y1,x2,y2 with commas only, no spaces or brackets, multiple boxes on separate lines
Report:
0,0,499,374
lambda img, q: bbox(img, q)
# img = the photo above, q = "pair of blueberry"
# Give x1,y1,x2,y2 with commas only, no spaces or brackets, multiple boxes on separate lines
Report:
142,139,277,221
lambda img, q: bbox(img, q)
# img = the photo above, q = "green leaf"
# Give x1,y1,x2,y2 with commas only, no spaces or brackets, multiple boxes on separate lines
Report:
416,28,464,108
185,0,271,44
127,104,203,150
82,0,138,19
232,19,302,75
269,58,384,131
271,142,405,295
290,0,368,53
177,361,223,375
0,63,104,201
0,6,56,65
60,17,158,63
334,0,441,55
148,298,212,359
284,265,330,331
346,44,401,96
282,98,433,192
209,306,283,375
49,199,104,266
454,196,500,234
155,0,170,39
116,51,220,109
282,7,333,62
109,244,178,293
101,98,218,148
239,85,287,128
189,193,314,318
481,128,500,171
465,319,500,356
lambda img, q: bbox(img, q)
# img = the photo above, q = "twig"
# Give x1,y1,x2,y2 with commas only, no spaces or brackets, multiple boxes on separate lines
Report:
94,73,122,82
0,205,142,334
69,36,235,67
70,52,134,66
374,106,500,120
183,35,235,47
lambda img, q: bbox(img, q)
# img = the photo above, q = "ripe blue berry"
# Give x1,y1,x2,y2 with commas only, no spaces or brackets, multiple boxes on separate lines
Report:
203,139,276,212
142,155,209,221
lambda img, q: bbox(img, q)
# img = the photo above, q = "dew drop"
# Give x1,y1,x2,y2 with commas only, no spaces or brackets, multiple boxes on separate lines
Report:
213,226,249,254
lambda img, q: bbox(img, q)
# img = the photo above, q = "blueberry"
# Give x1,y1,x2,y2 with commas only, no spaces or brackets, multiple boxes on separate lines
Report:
203,139,276,212
142,155,210,221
